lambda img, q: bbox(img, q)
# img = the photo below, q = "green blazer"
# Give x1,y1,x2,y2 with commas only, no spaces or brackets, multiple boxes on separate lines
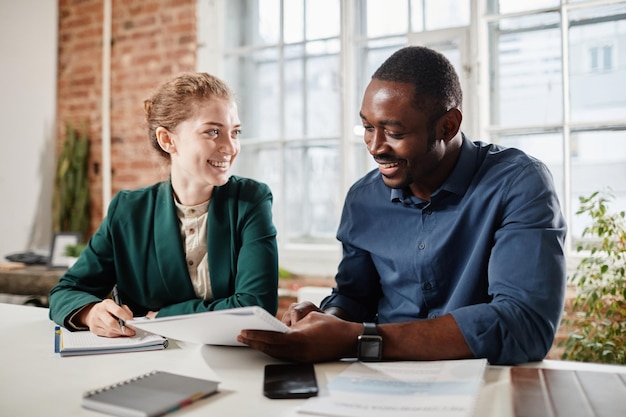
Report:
49,176,279,329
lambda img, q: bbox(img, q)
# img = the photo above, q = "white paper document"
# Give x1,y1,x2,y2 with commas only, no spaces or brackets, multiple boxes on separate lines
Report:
126,306,289,346
298,359,487,417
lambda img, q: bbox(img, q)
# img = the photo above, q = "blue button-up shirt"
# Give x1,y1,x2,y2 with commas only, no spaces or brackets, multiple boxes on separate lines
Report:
321,135,567,365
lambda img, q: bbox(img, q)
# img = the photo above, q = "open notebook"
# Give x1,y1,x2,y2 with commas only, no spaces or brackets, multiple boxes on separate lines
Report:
54,326,168,357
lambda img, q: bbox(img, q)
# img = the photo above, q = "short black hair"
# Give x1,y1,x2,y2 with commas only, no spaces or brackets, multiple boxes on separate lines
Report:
372,46,462,123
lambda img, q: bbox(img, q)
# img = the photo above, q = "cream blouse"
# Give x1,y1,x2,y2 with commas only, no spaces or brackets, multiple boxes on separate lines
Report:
174,198,213,301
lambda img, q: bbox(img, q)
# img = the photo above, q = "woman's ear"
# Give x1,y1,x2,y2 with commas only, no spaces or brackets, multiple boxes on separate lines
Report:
438,108,463,141
156,127,175,154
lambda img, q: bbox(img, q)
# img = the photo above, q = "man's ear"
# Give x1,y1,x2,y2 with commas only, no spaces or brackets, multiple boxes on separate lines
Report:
156,127,175,154
438,108,462,141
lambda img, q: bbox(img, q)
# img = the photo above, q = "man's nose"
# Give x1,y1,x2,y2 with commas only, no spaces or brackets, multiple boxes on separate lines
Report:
367,130,386,155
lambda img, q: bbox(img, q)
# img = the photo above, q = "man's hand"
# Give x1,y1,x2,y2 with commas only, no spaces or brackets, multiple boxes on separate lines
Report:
78,299,136,337
281,301,323,326
238,311,362,363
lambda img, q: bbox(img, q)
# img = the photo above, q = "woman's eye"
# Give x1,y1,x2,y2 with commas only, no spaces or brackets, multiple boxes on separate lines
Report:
233,130,242,138
205,129,219,136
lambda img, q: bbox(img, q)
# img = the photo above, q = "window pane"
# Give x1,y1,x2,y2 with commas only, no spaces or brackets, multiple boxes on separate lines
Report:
225,0,280,47
284,0,304,43
224,49,280,140
569,4,626,123
233,144,283,230
306,0,340,40
284,45,305,138
490,0,560,14
306,52,341,137
489,13,562,127
410,0,424,32
497,132,565,209
424,0,470,30
570,130,626,237
285,141,341,241
362,0,409,37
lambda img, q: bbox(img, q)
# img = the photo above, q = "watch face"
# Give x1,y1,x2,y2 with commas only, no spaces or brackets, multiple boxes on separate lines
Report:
358,335,382,361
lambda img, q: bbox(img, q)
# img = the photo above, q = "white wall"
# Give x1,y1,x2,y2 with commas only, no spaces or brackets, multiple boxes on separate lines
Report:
0,0,57,260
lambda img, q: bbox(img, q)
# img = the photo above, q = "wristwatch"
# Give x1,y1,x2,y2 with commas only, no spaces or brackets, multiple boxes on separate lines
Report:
357,322,382,361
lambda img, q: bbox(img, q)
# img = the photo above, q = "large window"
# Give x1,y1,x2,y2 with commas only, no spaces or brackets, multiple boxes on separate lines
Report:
198,0,626,273
486,0,626,240
220,0,343,250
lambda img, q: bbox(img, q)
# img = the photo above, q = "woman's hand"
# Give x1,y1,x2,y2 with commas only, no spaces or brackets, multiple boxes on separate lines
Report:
78,299,136,337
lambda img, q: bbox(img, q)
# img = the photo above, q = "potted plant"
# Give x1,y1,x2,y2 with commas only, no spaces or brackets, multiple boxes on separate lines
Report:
52,121,91,240
560,190,626,364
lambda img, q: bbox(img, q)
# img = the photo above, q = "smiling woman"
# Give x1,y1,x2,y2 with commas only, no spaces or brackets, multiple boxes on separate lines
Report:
48,72,279,339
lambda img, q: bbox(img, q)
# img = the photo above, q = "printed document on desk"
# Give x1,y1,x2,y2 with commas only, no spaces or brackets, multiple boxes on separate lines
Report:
298,358,487,417
126,306,290,346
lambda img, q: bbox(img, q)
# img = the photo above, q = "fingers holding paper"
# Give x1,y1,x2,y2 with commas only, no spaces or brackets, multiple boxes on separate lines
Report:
238,311,361,363
280,301,322,326
81,299,136,338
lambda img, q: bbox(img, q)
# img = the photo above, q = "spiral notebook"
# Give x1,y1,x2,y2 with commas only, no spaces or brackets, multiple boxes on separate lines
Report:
82,370,219,417
54,326,168,356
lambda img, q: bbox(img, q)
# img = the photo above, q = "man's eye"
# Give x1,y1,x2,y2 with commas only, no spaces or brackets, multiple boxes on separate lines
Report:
363,125,374,132
386,131,404,139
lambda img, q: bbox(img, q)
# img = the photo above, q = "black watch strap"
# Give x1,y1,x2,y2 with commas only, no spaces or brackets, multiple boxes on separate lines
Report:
362,322,378,336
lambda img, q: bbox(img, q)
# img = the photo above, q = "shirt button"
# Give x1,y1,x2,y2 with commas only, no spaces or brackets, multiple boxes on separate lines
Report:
189,209,195,214
418,243,426,250
188,260,194,266
189,228,195,234
423,282,432,290
425,209,432,215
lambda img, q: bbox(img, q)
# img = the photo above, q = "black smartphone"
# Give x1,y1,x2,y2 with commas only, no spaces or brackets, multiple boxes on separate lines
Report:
263,363,319,399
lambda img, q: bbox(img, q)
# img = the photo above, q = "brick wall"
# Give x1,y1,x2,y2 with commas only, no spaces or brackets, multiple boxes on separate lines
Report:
57,0,197,235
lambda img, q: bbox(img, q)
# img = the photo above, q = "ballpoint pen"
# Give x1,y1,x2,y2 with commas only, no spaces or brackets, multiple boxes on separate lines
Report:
111,285,126,334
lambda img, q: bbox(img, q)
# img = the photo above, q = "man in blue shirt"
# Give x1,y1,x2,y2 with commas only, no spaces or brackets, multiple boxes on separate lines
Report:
239,46,566,365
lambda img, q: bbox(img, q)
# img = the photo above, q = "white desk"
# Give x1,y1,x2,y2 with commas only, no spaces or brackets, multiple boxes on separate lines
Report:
2,303,626,417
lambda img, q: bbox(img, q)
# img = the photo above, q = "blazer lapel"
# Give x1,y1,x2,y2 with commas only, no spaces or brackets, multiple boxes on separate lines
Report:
153,182,194,295
207,184,234,299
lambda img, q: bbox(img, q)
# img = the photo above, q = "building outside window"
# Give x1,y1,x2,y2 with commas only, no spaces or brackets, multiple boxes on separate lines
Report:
198,0,626,274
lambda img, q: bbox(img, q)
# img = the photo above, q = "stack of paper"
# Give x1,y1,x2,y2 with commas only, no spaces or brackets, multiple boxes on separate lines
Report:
298,359,487,417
